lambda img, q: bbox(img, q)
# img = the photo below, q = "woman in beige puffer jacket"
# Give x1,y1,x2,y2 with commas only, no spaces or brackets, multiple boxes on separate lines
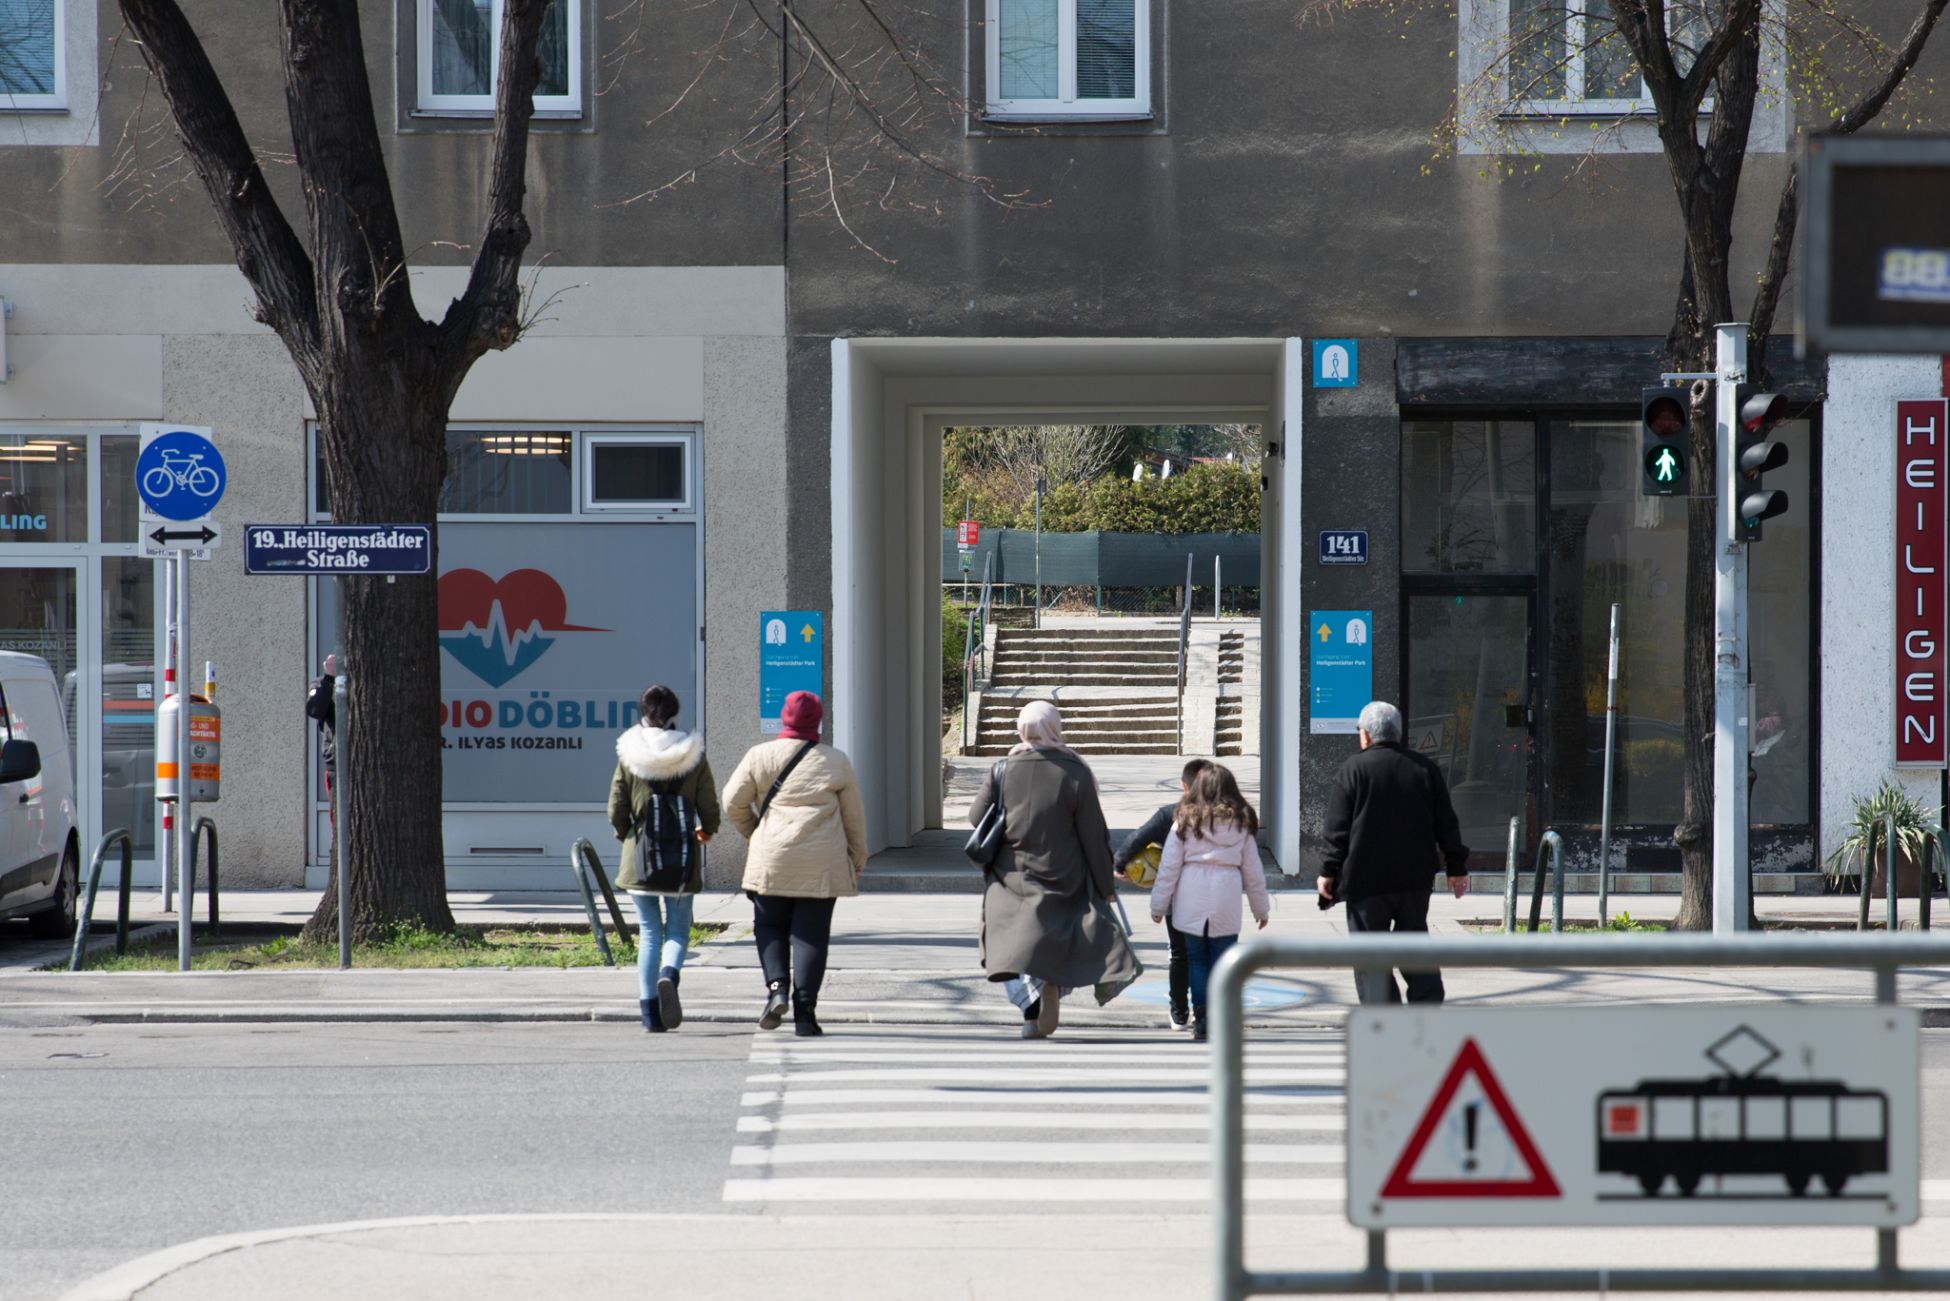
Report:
722,691,867,1036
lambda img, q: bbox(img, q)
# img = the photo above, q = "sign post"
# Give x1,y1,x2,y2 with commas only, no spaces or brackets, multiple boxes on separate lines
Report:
138,424,225,972
1712,325,1751,934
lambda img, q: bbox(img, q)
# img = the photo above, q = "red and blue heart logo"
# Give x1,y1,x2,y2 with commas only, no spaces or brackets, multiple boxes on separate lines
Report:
437,569,606,687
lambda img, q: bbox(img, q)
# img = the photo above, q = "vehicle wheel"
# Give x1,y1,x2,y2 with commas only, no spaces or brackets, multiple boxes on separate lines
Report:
1822,1172,1849,1196
1674,1173,1702,1198
27,842,78,939
1638,1172,1665,1196
1785,1172,1810,1197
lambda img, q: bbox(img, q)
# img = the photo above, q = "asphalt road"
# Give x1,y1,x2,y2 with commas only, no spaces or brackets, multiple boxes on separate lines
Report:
10,1022,1950,1301
0,1022,756,1301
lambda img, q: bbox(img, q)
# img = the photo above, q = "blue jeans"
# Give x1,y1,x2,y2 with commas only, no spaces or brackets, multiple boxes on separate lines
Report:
1182,927,1238,1012
629,893,695,1000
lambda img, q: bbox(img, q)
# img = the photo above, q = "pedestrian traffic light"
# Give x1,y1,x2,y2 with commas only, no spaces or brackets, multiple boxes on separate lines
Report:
1641,386,1688,497
1735,387,1790,542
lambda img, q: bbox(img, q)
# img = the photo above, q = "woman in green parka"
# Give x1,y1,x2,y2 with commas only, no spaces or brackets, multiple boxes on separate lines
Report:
609,685,720,1032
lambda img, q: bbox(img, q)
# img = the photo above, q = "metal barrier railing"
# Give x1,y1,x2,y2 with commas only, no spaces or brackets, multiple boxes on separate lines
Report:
1209,933,1950,1298
1174,550,1193,752
567,838,629,966
68,829,134,972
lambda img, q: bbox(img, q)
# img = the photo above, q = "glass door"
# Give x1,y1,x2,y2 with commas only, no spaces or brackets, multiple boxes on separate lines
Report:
1404,591,1537,870
0,559,90,884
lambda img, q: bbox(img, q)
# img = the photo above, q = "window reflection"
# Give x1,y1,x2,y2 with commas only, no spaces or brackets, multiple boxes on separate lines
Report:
0,435,87,543
1402,420,1536,573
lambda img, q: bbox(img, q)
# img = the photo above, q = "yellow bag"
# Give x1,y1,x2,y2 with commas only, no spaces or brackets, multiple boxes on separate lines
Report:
1125,842,1163,888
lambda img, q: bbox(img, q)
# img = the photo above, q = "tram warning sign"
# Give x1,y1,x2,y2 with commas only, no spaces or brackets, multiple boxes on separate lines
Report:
1347,1008,1919,1228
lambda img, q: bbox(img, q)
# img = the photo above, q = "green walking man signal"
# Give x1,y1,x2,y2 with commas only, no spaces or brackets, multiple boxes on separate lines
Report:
1649,445,1682,483
1640,385,1690,497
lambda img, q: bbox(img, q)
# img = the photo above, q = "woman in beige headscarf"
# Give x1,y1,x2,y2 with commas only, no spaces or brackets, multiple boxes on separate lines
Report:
968,701,1141,1038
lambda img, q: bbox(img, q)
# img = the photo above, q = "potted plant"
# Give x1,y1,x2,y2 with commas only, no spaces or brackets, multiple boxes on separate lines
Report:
1824,782,1940,897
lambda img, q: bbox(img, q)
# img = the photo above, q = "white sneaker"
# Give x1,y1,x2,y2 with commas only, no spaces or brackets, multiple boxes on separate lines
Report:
1168,1007,1192,1031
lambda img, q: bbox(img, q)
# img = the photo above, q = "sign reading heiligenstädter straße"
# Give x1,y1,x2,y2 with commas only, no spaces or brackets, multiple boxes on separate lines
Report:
244,524,433,575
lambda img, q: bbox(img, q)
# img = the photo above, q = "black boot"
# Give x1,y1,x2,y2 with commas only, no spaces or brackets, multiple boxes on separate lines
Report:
758,979,789,1031
792,992,823,1037
640,998,665,1033
1192,1009,1208,1043
657,966,683,1030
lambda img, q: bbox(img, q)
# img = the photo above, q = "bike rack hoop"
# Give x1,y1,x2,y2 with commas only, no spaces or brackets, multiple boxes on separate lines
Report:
68,828,135,972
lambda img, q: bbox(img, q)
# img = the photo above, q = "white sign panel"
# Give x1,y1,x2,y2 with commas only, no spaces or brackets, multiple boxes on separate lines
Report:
1347,1008,1918,1229
142,520,221,559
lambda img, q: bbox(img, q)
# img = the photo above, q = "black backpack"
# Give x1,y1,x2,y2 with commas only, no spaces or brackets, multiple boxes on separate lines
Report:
633,777,697,891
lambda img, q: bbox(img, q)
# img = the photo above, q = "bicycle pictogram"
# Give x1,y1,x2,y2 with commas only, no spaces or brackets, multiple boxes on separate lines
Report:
140,451,222,503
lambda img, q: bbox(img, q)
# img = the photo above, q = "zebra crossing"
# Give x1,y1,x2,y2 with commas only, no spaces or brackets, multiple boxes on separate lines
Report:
723,1024,1349,1209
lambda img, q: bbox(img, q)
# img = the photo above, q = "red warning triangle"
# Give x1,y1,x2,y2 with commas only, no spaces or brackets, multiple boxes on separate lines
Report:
1380,1037,1561,1199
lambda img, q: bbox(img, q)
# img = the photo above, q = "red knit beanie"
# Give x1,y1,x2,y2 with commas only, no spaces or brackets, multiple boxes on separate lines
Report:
780,690,824,742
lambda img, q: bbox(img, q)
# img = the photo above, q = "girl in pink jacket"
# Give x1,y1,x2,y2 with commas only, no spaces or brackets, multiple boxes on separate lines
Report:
1150,765,1270,1041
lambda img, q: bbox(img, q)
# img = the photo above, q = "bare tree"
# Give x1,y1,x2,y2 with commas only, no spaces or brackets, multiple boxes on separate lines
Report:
964,425,1132,503
116,0,559,940
1375,0,1949,926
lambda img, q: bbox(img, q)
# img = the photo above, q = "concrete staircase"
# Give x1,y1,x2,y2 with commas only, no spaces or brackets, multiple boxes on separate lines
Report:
1216,630,1247,756
971,626,1182,756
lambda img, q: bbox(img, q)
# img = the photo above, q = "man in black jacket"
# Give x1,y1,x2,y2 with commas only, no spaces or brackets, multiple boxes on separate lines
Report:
1318,700,1469,1004
305,654,338,824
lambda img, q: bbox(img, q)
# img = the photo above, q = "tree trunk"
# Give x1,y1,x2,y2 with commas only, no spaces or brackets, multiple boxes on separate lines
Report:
301,390,454,943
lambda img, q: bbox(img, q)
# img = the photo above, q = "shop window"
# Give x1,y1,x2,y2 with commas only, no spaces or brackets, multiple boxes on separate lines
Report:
583,436,690,512
0,434,86,543
1542,417,1810,826
415,0,580,116
443,429,573,514
1402,420,1536,574
0,0,65,110
101,435,139,543
985,0,1149,120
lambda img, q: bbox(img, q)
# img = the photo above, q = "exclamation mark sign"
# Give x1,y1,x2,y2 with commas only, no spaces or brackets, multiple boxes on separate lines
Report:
1462,1101,1480,1173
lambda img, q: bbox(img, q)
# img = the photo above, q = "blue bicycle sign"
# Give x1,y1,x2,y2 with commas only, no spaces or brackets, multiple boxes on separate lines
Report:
136,428,226,520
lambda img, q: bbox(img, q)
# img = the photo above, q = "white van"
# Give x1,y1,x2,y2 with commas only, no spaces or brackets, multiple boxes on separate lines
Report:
0,652,80,937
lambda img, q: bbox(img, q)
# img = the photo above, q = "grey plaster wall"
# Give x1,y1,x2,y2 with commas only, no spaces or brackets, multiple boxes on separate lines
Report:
1,0,784,270
1297,338,1400,873
163,333,311,885
701,334,790,887
785,337,835,624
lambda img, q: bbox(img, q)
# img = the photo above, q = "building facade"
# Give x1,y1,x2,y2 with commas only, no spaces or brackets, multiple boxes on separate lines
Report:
0,0,1939,892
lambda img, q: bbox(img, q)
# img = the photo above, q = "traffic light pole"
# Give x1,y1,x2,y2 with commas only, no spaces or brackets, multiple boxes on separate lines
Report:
1712,323,1751,934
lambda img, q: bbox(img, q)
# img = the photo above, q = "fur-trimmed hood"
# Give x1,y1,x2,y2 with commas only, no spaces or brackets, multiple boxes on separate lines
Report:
616,724,706,781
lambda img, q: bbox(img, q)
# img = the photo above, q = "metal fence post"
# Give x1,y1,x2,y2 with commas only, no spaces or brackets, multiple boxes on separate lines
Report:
1859,818,1879,933
1502,815,1521,934
334,671,350,970
1210,943,1248,1301
1598,601,1620,926
1887,812,1900,934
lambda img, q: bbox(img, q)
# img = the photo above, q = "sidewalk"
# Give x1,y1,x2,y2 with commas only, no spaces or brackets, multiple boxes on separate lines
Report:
5,888,1950,1027
56,1210,1950,1301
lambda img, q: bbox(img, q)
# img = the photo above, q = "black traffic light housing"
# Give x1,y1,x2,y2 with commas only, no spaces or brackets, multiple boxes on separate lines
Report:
1641,386,1688,497
1736,387,1790,541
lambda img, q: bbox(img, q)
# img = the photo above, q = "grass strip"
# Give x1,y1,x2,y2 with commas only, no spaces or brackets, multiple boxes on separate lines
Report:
58,920,729,972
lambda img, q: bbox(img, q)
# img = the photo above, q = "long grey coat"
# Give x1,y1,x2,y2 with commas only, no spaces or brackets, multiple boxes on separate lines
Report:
970,747,1141,1004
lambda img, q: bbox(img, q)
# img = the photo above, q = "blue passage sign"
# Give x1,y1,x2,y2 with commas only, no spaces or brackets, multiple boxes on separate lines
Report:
1309,609,1374,735
244,524,432,575
760,611,824,734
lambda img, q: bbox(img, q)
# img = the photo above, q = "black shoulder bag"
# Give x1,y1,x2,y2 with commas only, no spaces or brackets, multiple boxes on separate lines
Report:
964,759,1008,868
756,740,818,822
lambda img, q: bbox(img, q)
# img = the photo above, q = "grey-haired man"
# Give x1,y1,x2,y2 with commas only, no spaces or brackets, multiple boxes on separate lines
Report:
1317,700,1470,1004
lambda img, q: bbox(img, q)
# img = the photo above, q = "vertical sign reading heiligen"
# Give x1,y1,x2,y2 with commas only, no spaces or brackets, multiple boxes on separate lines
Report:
1896,399,1948,766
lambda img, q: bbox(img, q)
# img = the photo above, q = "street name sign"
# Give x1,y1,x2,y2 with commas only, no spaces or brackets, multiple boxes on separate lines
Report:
244,524,433,576
1347,1007,1918,1229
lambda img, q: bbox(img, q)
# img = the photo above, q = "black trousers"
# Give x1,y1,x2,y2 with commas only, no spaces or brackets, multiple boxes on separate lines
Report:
1345,889,1444,1005
1165,919,1190,1016
749,893,837,1004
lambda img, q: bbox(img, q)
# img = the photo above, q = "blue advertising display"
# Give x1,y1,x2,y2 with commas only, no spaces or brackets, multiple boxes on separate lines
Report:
1311,339,1359,388
245,524,433,575
136,428,226,520
761,611,824,734
1318,529,1369,566
1309,609,1373,734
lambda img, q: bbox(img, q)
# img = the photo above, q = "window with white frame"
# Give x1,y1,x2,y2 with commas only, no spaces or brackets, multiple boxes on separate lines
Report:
416,0,579,115
583,435,692,513
0,0,66,111
1506,0,1709,115
985,0,1148,119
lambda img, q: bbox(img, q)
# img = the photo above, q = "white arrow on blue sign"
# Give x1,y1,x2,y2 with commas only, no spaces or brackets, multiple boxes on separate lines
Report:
136,426,226,521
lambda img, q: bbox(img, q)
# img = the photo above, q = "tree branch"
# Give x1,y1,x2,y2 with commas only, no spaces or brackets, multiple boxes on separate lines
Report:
117,0,319,367
439,0,549,368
